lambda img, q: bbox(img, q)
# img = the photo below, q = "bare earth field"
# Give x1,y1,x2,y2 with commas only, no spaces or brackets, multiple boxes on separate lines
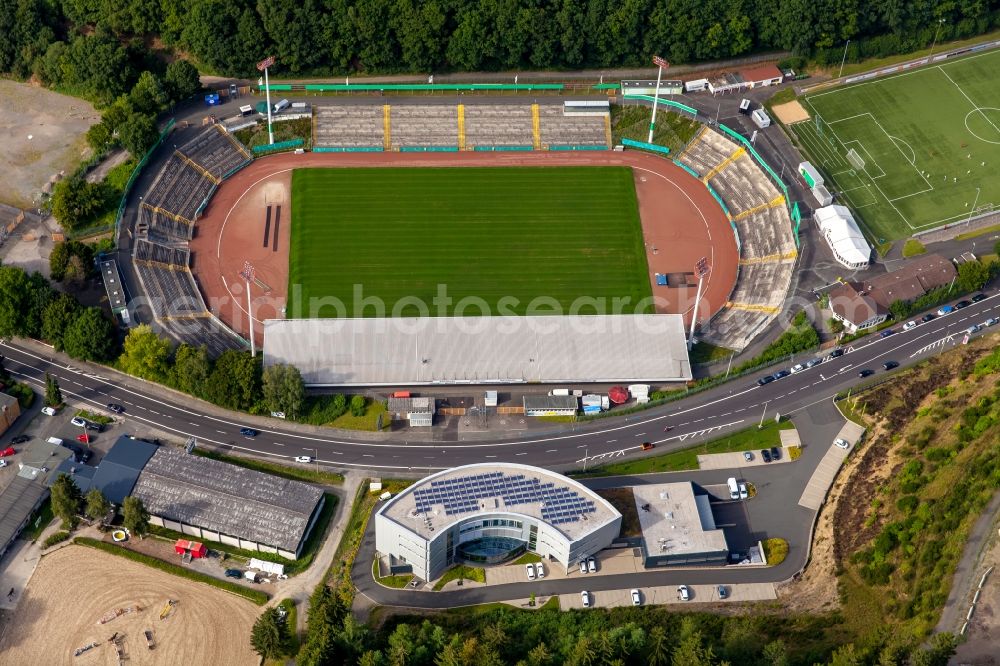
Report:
0,545,258,665
0,80,99,208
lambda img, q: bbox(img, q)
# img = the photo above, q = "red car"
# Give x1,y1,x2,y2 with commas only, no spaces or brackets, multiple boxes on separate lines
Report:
0,446,15,457
76,434,90,444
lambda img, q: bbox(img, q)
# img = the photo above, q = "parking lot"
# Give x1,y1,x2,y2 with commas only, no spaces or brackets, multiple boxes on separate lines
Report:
560,582,777,609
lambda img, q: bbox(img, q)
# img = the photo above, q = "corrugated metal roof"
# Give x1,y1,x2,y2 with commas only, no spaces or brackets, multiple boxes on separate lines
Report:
131,448,323,552
263,315,692,386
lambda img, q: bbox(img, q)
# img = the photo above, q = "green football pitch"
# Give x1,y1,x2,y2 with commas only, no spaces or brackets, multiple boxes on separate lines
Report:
287,166,653,317
791,49,1000,242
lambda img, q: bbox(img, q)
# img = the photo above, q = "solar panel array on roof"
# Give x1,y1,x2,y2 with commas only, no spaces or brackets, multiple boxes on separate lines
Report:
411,471,597,525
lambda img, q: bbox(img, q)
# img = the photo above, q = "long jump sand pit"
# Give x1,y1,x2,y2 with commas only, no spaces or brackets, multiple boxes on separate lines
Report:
0,545,259,665
771,100,811,125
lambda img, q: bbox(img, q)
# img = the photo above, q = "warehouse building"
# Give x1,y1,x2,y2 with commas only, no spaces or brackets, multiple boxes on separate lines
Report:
264,314,692,387
132,447,325,559
633,482,729,567
375,463,622,582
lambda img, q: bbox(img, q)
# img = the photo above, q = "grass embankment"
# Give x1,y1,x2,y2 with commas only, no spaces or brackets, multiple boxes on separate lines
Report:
193,448,344,485
610,104,701,153
332,479,411,601
833,339,1000,638
432,565,486,591
234,117,313,150
74,537,269,605
297,394,391,431
688,341,736,365
288,166,652,317
577,420,795,477
147,492,338,576
372,558,415,589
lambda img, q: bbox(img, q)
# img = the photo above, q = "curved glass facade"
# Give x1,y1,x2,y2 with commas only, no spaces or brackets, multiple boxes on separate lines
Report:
457,536,527,564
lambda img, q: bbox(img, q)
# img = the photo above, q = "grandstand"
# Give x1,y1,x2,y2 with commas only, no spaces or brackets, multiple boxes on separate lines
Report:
463,105,534,149
676,126,796,351
537,104,608,148
314,105,384,149
129,126,252,356
390,105,459,149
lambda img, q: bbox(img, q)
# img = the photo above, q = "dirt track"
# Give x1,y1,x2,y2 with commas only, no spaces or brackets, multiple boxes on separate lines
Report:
191,151,738,346
0,545,258,665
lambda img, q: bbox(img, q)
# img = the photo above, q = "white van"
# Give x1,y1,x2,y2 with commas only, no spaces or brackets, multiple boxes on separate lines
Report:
47,436,64,446
727,477,739,500
273,99,291,113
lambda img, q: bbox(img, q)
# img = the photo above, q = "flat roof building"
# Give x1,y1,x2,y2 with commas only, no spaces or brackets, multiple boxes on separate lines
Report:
264,314,692,387
376,463,621,581
633,482,729,567
1,439,71,559
815,205,871,270
132,447,325,559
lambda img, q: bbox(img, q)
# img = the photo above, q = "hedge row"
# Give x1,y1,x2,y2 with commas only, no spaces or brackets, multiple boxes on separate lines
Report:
73,537,269,605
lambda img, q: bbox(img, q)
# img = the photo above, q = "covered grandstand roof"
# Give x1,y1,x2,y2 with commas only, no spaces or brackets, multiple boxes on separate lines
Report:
263,314,692,386
378,463,621,541
131,447,323,552
814,205,871,267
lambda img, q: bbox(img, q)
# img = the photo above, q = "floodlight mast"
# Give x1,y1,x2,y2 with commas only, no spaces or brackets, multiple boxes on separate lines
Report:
648,55,670,144
257,56,276,145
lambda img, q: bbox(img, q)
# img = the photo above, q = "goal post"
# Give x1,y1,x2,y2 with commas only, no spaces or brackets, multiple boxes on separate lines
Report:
846,147,866,171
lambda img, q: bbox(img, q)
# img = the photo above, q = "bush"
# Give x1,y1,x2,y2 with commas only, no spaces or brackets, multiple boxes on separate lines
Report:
42,530,71,548
4,382,35,409
350,394,366,417
762,538,789,566
73,537,269,605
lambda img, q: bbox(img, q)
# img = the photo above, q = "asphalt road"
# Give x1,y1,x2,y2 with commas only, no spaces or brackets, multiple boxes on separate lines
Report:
3,291,998,474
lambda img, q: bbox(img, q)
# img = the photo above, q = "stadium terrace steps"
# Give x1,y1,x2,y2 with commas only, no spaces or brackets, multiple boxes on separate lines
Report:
536,104,608,147
178,126,251,177
314,105,384,148
465,105,534,147
139,205,193,242
135,239,190,267
390,105,460,148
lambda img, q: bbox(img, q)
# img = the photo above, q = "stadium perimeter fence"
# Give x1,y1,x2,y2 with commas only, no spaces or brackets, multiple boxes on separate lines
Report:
114,119,176,243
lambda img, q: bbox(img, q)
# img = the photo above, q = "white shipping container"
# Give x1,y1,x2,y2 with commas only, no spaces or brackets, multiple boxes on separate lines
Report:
549,388,570,396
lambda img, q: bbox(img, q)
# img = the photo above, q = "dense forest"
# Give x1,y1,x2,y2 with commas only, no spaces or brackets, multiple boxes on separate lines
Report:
2,0,1000,82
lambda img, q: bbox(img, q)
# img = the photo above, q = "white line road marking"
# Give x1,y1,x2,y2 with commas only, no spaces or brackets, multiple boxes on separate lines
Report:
516,452,527,456
546,449,558,453
274,442,284,446
216,430,227,434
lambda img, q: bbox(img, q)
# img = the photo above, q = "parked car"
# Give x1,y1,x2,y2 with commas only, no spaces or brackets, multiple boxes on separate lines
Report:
75,434,90,444
936,305,954,316
743,451,753,462
535,562,545,579
880,328,895,338
955,300,972,310
587,556,596,573
0,446,15,457
921,313,936,322
984,318,999,327
828,348,845,359
770,446,781,461
858,369,874,378
965,324,980,335
677,585,691,601
772,369,790,380
806,358,823,368
525,564,535,580
579,560,588,574
903,320,917,331
631,589,642,606
10,435,30,444
0,460,7,468
738,482,748,500
835,438,850,450
41,406,58,416
70,416,87,427
85,422,103,432
224,569,243,579
718,585,729,599
761,449,772,463
240,428,258,438
972,293,987,302
790,363,805,373
882,361,899,370
757,375,775,386
581,591,591,607
107,403,125,414
294,455,313,463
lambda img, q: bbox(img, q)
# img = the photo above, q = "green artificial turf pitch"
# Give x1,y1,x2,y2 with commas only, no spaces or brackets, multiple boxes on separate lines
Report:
287,166,653,317
790,49,1000,242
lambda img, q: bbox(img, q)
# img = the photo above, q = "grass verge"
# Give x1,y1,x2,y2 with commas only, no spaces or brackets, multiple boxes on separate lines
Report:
372,558,414,588
576,420,794,477
763,537,789,566
75,408,113,424
902,238,927,257
511,552,542,565
955,222,1000,241
73,537,269,605
688,341,736,365
432,565,486,591
193,449,344,486
42,530,71,548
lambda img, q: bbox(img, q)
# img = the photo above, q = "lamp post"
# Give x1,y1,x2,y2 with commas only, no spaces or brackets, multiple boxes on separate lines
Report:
968,187,981,227
688,257,711,350
838,40,851,79
648,55,670,143
929,18,946,58
240,261,256,356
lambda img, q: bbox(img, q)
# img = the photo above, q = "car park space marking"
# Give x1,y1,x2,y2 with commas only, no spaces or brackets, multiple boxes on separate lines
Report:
216,430,227,434
273,442,284,446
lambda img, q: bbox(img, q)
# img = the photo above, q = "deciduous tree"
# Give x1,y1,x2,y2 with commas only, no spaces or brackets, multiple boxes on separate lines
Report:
122,495,149,537
62,307,116,361
119,324,172,382
84,488,111,522
262,363,305,418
